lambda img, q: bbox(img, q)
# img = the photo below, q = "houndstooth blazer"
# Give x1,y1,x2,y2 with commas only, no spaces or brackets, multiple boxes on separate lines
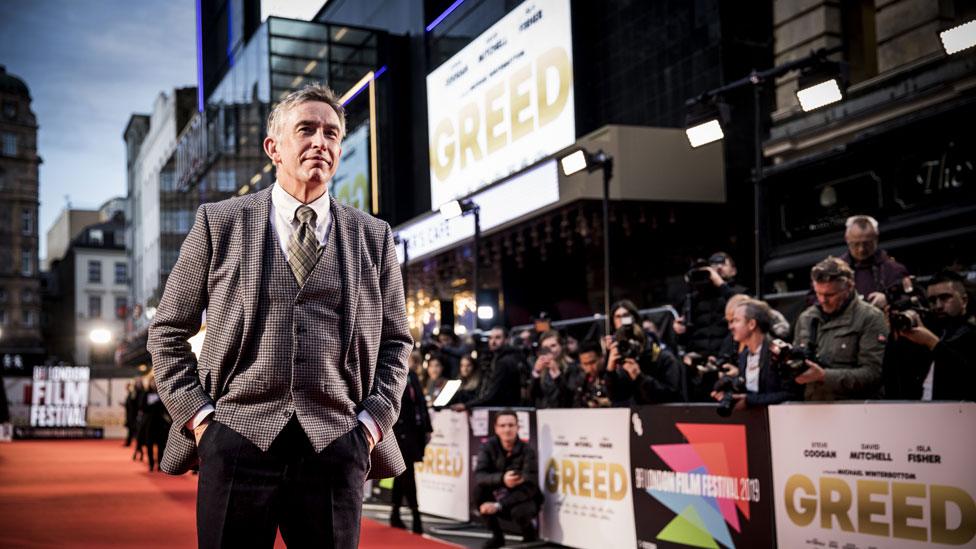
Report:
148,186,412,478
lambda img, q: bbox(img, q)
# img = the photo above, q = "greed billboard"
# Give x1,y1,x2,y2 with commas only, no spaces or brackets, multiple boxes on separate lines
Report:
769,403,976,548
426,0,575,210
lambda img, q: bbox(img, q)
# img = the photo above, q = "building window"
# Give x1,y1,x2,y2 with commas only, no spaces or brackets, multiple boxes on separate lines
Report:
160,170,176,192
21,289,33,304
2,102,15,120
114,262,127,284
22,309,35,328
20,208,31,235
216,170,236,191
88,295,102,319
90,229,103,245
115,296,127,319
20,250,31,276
1,133,16,156
88,260,101,283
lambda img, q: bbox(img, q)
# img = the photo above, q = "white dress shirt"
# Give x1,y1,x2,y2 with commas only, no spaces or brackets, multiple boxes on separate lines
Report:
188,183,382,445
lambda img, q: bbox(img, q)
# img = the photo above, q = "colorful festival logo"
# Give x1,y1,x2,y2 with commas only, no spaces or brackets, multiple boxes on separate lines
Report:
643,423,754,549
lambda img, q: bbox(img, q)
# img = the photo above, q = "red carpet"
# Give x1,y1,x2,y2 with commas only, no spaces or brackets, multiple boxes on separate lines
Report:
0,440,455,548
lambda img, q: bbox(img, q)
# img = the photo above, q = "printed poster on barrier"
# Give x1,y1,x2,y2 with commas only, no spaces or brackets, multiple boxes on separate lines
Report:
769,402,976,549
415,409,470,522
537,407,635,549
630,404,774,549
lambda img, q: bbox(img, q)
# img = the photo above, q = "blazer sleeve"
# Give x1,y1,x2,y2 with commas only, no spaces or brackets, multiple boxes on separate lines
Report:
147,205,214,431
360,223,412,434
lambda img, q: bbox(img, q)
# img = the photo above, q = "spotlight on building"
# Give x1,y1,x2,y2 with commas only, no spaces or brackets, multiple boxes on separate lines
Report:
684,96,730,148
89,329,113,345
795,60,846,112
940,19,976,55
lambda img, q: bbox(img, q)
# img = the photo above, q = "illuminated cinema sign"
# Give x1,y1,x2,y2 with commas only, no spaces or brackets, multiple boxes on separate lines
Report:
426,0,575,210
30,366,90,427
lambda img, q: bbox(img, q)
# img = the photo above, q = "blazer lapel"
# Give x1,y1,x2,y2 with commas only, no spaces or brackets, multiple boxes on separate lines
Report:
223,187,271,394
332,196,361,363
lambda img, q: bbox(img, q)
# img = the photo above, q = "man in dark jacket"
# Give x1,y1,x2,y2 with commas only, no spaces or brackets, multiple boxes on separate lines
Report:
673,252,748,357
883,271,976,400
711,299,802,410
474,410,543,548
606,324,683,405
453,326,524,410
390,369,432,533
840,215,910,309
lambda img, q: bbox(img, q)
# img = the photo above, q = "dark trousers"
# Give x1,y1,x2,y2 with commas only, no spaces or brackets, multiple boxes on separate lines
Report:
476,485,540,541
196,417,370,549
390,468,418,511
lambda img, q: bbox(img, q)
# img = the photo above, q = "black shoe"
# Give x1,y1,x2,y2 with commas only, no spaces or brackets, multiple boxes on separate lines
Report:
482,535,504,549
411,513,423,534
389,512,406,530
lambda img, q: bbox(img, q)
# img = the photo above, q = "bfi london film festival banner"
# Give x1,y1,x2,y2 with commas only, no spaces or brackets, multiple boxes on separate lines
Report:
770,403,976,548
30,366,90,428
426,0,575,210
537,408,636,549
415,409,470,522
630,404,774,549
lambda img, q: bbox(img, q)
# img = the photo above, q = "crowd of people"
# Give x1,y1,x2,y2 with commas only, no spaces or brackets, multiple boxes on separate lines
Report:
406,214,975,413
123,369,172,472
389,214,975,546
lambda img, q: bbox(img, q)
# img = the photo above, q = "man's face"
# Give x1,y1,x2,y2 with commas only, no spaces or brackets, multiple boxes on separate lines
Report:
488,329,505,351
729,306,755,343
845,225,878,262
713,258,737,281
813,279,852,314
927,282,967,319
437,333,452,346
494,414,518,445
579,351,602,376
541,336,562,358
264,101,342,189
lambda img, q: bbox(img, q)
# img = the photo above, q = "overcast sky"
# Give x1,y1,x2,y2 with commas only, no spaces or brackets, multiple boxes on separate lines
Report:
0,0,196,261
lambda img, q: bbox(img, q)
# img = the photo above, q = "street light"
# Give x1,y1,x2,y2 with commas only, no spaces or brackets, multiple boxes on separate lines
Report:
89,328,113,345
684,96,730,148
439,199,482,331
559,147,615,336
940,19,976,55
795,59,847,112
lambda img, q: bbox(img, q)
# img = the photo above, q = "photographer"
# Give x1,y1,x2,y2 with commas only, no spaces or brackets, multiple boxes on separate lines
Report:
793,257,887,401
710,300,802,412
606,322,683,405
840,215,910,309
883,271,976,401
673,252,748,358
474,411,544,547
529,330,579,408
570,340,611,408
452,326,523,410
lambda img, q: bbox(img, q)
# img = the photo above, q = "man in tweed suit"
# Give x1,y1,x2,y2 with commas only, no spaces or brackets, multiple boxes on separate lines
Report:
149,84,411,548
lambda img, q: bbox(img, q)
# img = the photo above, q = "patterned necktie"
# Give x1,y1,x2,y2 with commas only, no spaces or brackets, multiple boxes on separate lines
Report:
287,205,322,285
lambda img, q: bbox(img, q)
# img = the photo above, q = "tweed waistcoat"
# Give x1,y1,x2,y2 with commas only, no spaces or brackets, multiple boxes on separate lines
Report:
213,218,358,452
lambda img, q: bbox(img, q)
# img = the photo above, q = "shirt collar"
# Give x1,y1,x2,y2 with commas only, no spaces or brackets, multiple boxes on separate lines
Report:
271,182,331,227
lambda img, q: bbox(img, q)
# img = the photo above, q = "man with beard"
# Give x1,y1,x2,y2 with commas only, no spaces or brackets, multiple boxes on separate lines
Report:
883,270,976,400
452,326,523,410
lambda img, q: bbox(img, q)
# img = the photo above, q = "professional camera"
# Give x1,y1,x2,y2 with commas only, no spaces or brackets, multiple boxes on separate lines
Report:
713,370,745,418
684,352,735,375
769,339,819,381
685,259,713,292
614,324,645,361
576,378,610,408
885,278,930,332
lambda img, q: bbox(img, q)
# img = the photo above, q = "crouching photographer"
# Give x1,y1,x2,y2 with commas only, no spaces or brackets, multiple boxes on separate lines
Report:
605,321,683,405
710,299,804,415
570,341,611,408
883,271,976,401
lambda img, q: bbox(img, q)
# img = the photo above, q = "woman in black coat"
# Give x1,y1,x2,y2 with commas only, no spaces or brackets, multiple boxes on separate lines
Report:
390,369,432,533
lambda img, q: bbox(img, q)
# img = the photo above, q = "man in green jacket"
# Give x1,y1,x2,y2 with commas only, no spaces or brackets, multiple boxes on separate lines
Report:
793,257,888,401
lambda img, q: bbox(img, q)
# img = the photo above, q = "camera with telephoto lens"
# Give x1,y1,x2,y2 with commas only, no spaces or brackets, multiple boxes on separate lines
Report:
614,324,645,361
685,259,714,292
770,339,820,381
885,278,930,332
713,369,745,418
685,352,735,375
